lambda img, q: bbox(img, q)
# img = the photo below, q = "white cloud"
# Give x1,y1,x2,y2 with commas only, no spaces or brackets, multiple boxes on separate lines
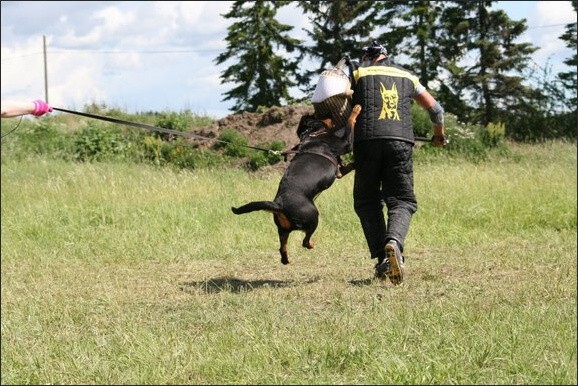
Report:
1,1,575,119
534,1,575,24
529,1,575,66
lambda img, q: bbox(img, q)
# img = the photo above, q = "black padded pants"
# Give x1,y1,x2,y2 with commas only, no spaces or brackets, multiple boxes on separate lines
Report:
353,139,417,260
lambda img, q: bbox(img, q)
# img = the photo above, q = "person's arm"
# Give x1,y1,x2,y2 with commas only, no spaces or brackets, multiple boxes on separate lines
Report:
414,90,447,147
1,100,52,118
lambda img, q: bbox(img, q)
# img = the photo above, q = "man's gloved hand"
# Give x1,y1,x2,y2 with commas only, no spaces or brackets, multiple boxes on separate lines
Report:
32,99,53,116
432,134,448,147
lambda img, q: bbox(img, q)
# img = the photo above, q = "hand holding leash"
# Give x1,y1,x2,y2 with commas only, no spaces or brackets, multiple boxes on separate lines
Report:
32,100,53,116
431,134,449,147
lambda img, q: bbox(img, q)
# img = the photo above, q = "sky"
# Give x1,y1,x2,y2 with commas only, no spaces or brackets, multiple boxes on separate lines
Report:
1,1,575,120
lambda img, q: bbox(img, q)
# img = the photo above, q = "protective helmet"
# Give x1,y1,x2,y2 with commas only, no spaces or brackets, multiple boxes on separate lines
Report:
362,40,387,59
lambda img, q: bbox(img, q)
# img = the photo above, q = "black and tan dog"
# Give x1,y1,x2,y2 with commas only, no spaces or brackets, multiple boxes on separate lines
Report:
231,104,361,265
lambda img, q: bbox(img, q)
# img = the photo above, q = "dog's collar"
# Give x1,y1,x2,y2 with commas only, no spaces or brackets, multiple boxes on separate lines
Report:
299,118,333,140
295,150,339,168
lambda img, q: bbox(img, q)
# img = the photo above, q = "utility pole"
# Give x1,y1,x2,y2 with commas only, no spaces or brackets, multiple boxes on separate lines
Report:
43,35,48,103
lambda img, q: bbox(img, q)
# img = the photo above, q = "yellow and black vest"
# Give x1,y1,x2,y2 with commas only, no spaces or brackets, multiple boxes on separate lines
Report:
352,60,423,144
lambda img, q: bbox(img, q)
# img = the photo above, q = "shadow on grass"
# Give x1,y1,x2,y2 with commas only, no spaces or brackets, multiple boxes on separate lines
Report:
180,276,320,294
348,278,375,287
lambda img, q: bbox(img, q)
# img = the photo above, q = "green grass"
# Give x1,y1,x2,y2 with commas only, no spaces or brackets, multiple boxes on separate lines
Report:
1,141,576,384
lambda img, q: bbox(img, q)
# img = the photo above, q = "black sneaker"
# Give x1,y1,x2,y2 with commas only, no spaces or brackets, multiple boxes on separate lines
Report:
385,241,404,285
374,259,389,280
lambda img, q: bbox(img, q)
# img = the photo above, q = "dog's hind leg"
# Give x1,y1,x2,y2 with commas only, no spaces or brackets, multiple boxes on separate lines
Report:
278,229,291,265
301,217,318,250
302,229,316,250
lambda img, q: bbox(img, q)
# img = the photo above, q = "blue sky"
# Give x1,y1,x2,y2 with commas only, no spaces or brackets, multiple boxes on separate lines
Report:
1,1,575,119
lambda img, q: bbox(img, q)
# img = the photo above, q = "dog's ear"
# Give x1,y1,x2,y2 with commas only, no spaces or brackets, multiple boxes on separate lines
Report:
297,114,316,137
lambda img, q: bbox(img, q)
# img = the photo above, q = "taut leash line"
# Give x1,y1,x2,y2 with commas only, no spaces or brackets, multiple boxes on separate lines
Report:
52,107,281,155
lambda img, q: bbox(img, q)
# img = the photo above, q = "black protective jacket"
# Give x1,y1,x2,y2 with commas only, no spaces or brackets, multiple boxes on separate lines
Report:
351,59,424,144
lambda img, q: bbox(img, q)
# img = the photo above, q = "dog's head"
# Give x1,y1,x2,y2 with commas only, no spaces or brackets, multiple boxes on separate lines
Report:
296,114,331,140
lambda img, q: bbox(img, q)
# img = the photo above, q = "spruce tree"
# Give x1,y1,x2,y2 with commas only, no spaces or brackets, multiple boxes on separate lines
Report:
557,0,577,110
214,1,301,113
295,0,379,94
440,2,539,125
372,1,445,89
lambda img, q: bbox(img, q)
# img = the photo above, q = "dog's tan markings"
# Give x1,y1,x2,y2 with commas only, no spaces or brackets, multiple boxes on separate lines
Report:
279,231,290,265
275,213,292,230
349,104,361,128
321,117,334,129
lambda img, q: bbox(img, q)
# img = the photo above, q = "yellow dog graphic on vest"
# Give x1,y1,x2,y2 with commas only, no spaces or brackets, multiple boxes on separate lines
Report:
379,82,400,120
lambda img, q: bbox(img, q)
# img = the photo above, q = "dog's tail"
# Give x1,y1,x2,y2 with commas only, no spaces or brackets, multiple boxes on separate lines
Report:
231,201,282,215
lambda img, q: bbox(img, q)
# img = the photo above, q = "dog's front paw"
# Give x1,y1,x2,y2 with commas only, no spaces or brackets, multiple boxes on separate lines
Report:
339,163,355,177
348,104,362,129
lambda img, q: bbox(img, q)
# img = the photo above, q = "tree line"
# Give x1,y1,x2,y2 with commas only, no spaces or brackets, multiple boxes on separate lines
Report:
214,0,577,141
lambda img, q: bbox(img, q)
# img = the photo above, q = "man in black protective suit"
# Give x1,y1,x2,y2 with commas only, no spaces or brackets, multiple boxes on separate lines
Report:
348,41,448,285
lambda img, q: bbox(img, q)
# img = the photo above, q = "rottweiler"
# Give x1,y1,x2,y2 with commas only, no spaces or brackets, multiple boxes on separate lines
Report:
231,104,361,265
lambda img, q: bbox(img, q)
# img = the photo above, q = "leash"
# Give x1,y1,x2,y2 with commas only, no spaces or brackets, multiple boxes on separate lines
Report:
1,116,24,139
52,107,282,155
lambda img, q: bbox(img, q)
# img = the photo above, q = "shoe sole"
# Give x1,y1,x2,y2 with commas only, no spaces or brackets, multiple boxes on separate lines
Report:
385,243,403,285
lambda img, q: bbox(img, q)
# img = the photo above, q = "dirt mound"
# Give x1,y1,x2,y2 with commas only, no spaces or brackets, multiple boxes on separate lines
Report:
192,103,315,151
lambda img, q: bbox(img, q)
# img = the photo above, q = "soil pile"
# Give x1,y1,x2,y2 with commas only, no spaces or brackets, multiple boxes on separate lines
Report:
193,104,315,151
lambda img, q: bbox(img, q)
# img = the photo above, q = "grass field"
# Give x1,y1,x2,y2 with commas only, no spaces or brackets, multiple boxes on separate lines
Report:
1,141,576,384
